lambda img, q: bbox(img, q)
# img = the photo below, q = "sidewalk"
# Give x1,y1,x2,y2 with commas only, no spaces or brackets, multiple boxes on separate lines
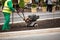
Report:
0,11,60,18
0,11,60,25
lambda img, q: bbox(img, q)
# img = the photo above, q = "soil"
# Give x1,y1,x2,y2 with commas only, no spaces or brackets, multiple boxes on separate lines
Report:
0,18,60,32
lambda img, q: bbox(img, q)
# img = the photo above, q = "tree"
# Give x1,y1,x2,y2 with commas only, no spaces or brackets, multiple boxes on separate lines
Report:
19,0,25,9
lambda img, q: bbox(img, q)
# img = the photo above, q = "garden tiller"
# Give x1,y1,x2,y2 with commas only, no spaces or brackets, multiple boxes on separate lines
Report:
16,10,39,27
13,4,39,27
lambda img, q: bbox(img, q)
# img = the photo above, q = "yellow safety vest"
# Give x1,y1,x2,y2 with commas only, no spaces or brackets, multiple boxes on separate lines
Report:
3,0,12,13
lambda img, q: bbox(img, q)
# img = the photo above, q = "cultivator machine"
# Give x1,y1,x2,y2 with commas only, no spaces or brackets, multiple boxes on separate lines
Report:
16,12,39,27
12,4,39,27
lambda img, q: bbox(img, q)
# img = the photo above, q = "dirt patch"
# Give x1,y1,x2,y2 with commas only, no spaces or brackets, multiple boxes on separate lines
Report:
0,18,60,32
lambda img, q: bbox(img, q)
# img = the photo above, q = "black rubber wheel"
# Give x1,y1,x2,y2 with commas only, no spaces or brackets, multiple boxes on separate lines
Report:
33,23,38,27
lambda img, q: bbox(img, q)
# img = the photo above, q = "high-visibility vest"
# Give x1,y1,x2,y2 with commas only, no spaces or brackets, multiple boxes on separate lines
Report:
3,0,12,13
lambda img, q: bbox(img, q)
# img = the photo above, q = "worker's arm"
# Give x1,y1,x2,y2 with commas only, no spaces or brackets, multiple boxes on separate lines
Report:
7,1,15,12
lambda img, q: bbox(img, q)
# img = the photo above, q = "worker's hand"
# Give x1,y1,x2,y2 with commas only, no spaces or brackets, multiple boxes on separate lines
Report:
23,17,32,23
15,10,17,12
12,9,16,13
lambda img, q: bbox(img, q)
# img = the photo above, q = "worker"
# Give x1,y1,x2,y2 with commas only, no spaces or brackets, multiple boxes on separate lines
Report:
2,0,15,31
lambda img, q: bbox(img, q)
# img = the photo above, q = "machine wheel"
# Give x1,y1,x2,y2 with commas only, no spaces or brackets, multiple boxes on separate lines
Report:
33,23,38,27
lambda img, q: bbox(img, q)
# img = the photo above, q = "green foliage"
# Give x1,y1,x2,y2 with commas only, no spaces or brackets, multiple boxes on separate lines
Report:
43,3,47,7
19,0,25,9
32,4,37,8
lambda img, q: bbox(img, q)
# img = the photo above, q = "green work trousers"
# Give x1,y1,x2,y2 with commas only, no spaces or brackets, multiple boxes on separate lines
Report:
2,12,10,31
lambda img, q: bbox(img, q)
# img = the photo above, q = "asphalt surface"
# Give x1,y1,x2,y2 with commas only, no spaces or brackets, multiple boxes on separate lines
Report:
1,33,60,40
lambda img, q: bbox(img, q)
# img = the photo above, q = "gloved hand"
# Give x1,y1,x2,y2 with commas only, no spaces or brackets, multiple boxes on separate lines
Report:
15,10,17,12
23,17,32,23
12,9,17,13
14,9,17,12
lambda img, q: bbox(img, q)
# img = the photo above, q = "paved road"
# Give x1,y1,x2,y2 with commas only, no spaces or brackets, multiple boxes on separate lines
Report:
0,28,60,40
1,33,60,40
0,12,60,24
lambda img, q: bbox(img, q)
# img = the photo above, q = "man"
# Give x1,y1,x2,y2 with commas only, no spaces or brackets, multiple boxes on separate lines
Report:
2,0,15,31
46,0,53,12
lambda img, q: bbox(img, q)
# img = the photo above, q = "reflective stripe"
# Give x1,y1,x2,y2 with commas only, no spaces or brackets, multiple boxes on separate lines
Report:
4,6,8,8
3,10,12,13
3,9,11,11
3,6,11,11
